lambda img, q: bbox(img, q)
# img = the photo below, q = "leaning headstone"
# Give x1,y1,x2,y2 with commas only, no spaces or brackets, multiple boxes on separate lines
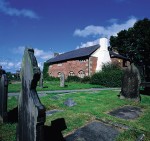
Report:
60,73,65,87
120,63,141,102
0,72,8,123
17,48,46,141
64,98,77,107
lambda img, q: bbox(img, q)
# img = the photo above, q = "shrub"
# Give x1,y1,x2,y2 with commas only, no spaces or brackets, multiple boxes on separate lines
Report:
45,76,59,81
81,76,91,83
90,63,123,87
66,76,81,82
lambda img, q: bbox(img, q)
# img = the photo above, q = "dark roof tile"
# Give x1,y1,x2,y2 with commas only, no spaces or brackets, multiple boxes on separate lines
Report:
46,45,100,64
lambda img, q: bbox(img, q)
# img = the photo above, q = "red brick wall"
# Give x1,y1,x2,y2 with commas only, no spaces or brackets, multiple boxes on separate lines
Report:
48,57,97,78
89,57,97,76
111,58,130,68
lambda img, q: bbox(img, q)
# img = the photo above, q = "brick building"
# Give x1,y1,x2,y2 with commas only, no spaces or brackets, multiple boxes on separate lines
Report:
46,38,129,78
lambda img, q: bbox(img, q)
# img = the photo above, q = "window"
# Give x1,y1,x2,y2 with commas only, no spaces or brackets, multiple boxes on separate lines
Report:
79,59,86,62
78,70,85,78
69,71,75,76
49,72,52,76
58,72,61,77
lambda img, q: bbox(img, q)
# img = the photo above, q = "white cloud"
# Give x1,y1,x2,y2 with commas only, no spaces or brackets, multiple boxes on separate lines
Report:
34,48,53,60
74,17,137,38
8,46,53,72
1,47,53,72
13,46,53,60
0,0,39,19
76,39,99,49
38,62,44,71
0,60,21,72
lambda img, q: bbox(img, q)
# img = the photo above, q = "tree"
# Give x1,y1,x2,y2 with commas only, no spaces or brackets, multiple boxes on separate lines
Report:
43,62,49,80
110,18,150,82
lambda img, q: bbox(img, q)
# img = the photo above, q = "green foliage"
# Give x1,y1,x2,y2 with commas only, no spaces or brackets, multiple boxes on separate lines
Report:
66,76,81,82
66,76,91,83
90,63,123,87
80,76,91,83
45,76,59,81
43,62,49,80
110,18,150,65
8,81,102,92
6,72,20,81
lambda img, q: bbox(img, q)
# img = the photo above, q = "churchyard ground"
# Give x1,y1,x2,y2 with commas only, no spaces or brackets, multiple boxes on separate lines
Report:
0,89,150,141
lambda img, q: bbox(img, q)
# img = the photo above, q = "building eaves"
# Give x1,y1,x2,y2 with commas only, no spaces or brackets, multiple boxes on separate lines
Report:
109,51,129,60
46,44,100,64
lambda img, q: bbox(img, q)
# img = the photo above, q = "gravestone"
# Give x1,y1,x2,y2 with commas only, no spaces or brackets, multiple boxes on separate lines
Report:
64,98,77,107
17,48,67,141
109,106,142,120
120,63,141,102
65,121,120,141
17,48,46,141
0,71,8,123
39,72,43,88
60,73,65,87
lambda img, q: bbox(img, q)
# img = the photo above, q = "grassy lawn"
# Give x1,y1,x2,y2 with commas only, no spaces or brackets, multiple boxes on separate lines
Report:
0,90,150,141
8,81,104,93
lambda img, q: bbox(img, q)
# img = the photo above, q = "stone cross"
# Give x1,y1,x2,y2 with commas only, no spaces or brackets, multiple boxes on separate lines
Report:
120,63,141,102
60,73,65,87
0,72,8,123
17,48,46,141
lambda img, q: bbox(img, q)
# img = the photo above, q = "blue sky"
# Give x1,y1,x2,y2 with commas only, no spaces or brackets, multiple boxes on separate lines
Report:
0,0,149,72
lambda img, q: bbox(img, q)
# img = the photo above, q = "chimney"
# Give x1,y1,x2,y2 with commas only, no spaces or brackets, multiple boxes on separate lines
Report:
54,52,59,57
99,38,109,51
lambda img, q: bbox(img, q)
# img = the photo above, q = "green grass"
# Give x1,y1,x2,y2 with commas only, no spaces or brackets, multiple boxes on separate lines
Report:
8,81,103,93
1,90,150,141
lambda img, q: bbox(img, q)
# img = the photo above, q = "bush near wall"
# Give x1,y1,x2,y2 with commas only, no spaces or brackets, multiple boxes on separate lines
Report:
90,63,123,87
66,76,91,83
81,76,91,83
66,76,81,82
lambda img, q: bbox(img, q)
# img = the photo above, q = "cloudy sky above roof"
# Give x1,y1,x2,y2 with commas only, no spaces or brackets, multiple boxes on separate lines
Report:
0,0,149,72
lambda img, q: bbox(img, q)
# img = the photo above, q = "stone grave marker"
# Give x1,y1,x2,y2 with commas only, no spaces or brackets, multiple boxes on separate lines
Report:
17,48,46,141
17,48,67,141
60,73,65,87
0,71,8,123
64,98,77,107
65,121,120,141
39,72,43,88
109,106,142,120
120,63,141,102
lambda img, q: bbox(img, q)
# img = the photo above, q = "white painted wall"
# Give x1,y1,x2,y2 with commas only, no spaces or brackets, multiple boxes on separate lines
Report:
91,38,111,72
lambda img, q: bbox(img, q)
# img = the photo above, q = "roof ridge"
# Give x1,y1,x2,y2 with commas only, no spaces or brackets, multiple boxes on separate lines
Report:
46,44,100,64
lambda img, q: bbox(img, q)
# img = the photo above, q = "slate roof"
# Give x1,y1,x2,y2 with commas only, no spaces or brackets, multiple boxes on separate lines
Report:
46,45,100,64
109,51,129,60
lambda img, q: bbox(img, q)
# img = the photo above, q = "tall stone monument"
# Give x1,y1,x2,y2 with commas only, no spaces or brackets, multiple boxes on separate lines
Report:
0,69,8,123
120,63,141,102
39,72,43,88
17,48,46,141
